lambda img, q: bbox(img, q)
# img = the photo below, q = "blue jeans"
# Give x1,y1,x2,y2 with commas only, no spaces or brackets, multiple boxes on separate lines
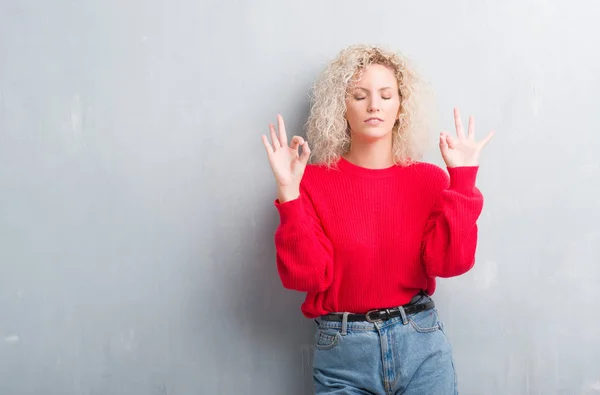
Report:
313,294,458,394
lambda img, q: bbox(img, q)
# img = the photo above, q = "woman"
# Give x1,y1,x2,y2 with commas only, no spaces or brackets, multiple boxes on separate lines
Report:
261,44,493,394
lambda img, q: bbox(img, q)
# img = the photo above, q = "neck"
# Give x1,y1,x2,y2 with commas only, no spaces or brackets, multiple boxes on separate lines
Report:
343,136,394,169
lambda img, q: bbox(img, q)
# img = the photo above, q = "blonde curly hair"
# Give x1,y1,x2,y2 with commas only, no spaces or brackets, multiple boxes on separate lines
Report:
306,44,433,167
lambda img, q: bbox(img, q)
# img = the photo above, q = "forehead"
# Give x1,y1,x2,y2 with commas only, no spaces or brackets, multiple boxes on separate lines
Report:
351,64,398,88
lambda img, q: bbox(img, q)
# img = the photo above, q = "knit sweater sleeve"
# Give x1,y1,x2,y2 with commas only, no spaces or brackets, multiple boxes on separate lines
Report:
421,166,484,278
273,184,334,293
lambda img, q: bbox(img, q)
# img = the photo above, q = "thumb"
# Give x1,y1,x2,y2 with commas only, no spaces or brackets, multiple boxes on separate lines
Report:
439,133,449,155
299,141,311,166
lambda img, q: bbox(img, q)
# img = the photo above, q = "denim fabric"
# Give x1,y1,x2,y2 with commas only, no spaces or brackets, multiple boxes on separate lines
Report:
313,294,458,394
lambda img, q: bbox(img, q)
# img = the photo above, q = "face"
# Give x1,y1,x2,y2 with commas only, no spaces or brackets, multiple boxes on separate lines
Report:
345,63,401,141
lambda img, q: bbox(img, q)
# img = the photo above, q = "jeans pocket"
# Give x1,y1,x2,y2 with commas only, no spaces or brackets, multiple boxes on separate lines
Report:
315,328,340,350
408,308,441,333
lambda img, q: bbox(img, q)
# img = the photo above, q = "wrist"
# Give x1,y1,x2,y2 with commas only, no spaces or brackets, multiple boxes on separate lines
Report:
277,187,300,203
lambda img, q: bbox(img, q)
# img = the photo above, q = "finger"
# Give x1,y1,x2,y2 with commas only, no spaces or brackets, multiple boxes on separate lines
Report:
468,116,475,139
445,133,458,149
454,108,465,139
290,136,305,151
299,141,311,165
479,130,495,147
269,124,280,150
261,134,274,156
277,114,288,147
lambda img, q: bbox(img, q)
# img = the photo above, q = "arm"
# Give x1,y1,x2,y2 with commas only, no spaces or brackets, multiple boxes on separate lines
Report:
260,114,332,292
274,186,334,293
421,166,483,278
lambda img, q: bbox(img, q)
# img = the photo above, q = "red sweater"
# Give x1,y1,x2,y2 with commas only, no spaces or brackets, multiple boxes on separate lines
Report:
273,157,483,318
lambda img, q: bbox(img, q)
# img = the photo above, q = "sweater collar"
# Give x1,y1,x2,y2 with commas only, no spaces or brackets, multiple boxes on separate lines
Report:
336,157,403,178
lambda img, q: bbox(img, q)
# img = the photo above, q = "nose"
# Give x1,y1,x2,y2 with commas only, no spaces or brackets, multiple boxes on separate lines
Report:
367,97,381,113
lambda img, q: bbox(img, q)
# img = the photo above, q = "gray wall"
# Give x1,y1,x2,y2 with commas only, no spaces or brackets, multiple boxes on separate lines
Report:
1,1,599,394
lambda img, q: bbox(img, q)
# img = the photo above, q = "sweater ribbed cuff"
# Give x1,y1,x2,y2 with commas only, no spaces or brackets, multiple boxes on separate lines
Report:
447,166,479,193
274,197,307,226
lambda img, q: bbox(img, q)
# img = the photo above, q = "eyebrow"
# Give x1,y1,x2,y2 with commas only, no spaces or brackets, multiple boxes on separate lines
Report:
353,87,394,92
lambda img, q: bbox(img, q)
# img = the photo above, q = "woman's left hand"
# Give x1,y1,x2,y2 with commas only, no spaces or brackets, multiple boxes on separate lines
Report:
439,108,494,167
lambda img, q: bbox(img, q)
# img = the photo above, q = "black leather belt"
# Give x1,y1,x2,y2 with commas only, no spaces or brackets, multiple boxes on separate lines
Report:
320,300,435,323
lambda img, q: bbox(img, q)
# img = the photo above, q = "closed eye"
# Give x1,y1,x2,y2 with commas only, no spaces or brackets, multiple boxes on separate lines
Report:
354,96,393,100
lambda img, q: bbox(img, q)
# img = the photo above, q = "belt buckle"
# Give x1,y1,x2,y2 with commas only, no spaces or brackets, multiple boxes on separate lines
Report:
365,309,387,323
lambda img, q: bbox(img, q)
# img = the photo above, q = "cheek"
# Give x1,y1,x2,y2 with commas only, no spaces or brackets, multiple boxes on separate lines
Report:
386,100,401,117
345,102,362,122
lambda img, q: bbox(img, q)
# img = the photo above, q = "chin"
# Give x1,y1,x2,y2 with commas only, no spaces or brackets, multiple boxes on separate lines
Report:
353,127,393,141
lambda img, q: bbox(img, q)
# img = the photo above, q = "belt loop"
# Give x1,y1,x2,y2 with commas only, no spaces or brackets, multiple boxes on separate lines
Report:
398,306,408,325
341,312,349,336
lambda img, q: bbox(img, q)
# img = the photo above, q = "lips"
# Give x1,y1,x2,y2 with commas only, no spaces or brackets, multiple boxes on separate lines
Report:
364,117,383,125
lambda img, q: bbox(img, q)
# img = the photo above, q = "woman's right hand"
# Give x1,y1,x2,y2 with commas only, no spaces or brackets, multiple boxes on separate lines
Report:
261,114,310,203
